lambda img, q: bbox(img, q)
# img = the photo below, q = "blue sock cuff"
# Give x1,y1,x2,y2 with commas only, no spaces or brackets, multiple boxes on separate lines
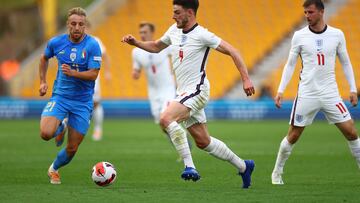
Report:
53,148,73,170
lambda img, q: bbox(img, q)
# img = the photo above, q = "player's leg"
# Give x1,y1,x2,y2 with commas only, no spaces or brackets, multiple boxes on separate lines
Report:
336,120,360,169
272,125,305,185
159,101,199,180
187,120,254,188
40,98,68,146
92,101,104,141
48,99,92,184
324,98,360,169
92,78,103,141
272,97,319,185
48,126,84,184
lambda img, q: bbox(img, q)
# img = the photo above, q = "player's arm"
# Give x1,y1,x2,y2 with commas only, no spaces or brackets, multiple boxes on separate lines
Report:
39,54,49,96
337,32,358,107
122,35,168,53
62,64,99,81
216,40,255,96
275,33,300,108
131,49,142,80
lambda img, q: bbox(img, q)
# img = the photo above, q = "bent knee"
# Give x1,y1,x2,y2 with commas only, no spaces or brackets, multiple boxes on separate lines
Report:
40,130,53,141
159,114,173,129
195,138,210,149
66,145,79,156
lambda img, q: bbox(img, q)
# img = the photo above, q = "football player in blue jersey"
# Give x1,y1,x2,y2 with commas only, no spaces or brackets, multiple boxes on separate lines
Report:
38,7,102,184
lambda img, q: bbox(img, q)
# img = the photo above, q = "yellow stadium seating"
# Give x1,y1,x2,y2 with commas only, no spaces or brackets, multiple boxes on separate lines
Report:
267,0,360,100
25,0,304,99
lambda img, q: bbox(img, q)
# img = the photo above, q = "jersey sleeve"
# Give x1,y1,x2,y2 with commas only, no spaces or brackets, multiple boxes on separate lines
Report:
44,38,55,59
277,32,300,93
200,29,221,49
337,31,357,93
88,40,102,69
132,49,141,71
160,25,173,45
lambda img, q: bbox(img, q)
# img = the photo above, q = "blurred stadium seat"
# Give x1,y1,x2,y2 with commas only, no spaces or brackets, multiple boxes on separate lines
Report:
267,0,360,100
21,0,304,99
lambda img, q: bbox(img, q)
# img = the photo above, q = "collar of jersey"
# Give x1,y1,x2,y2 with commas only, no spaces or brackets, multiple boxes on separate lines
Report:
308,24,327,34
182,23,198,34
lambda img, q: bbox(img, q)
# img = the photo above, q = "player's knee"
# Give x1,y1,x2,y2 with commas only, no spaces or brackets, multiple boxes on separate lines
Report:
159,113,172,129
194,137,210,149
40,129,53,141
66,144,79,156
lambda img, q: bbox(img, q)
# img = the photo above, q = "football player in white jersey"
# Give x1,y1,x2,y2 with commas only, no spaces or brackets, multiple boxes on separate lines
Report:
132,22,192,160
272,0,360,185
87,22,111,141
123,0,255,188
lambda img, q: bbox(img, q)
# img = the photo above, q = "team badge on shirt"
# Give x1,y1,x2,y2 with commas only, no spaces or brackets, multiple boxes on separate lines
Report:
295,114,303,123
181,35,187,45
70,52,76,62
315,39,323,51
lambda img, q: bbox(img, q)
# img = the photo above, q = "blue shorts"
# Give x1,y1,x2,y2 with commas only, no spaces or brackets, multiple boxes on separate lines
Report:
41,94,93,135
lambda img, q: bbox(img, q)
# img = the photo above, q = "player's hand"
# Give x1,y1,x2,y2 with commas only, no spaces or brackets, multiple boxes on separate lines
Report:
121,35,137,46
274,92,283,108
39,82,48,96
243,79,255,96
62,64,75,77
350,92,358,107
132,70,140,80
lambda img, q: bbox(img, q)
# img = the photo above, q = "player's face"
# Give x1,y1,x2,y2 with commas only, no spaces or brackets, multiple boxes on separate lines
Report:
304,4,324,26
139,26,153,41
172,5,189,29
67,14,86,42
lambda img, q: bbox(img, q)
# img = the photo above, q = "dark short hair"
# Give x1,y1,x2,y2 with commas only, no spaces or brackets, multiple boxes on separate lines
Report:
173,0,199,15
139,22,155,32
303,0,325,10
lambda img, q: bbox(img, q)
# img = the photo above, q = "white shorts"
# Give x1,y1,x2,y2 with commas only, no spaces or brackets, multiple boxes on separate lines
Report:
289,96,351,126
150,96,172,124
93,76,101,102
175,89,209,128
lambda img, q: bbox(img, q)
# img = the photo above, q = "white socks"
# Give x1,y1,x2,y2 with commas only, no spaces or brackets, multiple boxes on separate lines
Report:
166,121,195,168
204,136,246,173
273,136,293,174
348,138,360,169
93,104,104,133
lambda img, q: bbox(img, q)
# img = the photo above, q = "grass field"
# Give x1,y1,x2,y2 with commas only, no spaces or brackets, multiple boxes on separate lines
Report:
0,119,359,202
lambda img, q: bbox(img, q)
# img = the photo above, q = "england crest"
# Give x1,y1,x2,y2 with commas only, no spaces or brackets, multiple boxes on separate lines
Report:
315,39,323,48
295,114,303,123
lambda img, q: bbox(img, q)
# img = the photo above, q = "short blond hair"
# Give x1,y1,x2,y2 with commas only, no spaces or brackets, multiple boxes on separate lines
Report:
67,7,87,18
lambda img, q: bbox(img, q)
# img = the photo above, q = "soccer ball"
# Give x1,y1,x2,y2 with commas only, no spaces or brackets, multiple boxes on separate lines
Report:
91,162,117,186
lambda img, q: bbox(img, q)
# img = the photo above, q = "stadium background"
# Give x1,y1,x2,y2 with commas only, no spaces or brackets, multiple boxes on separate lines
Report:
0,0,359,202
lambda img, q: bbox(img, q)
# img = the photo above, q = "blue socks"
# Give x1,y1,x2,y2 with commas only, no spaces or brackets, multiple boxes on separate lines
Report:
53,148,74,170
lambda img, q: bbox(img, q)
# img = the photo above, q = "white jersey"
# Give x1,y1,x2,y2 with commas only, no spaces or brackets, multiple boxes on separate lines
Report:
278,25,357,98
132,46,176,99
160,23,222,95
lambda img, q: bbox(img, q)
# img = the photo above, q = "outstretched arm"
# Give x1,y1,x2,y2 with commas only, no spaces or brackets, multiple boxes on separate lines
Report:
216,40,255,96
39,54,49,96
122,35,168,53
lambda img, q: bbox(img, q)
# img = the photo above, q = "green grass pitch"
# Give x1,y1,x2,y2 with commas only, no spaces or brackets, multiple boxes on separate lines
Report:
0,119,359,202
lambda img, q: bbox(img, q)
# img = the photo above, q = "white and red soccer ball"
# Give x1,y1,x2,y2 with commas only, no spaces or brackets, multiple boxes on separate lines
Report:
91,162,117,186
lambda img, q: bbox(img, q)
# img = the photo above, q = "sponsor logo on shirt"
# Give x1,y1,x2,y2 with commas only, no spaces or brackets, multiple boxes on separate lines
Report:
59,50,65,54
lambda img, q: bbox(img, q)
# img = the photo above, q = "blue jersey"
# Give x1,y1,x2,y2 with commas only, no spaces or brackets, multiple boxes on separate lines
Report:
44,34,102,101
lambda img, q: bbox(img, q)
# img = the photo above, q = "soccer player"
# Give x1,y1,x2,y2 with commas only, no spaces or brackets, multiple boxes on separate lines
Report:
132,22,192,161
87,22,112,141
39,7,102,184
271,0,360,185
123,0,256,188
